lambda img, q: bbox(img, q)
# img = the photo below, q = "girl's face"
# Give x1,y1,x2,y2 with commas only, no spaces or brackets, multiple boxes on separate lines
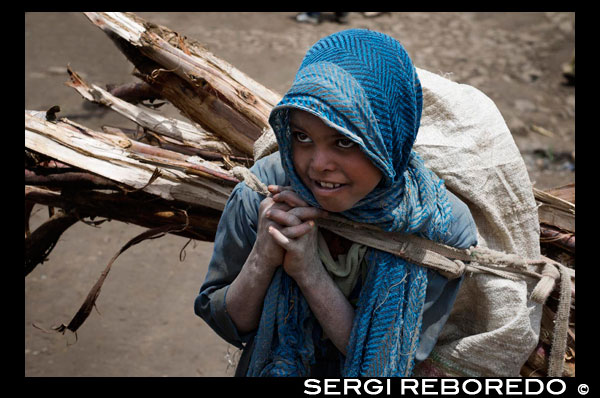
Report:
290,109,383,213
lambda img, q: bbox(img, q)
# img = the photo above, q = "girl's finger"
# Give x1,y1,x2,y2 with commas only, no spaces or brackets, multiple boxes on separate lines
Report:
280,220,315,239
271,201,292,212
266,206,327,227
272,190,310,208
267,185,294,195
259,197,290,218
268,225,291,247
288,206,329,221
265,207,302,227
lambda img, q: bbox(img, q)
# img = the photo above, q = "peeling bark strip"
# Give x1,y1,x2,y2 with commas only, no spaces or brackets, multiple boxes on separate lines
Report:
53,223,187,336
25,200,35,239
24,208,79,276
84,12,281,156
101,125,252,163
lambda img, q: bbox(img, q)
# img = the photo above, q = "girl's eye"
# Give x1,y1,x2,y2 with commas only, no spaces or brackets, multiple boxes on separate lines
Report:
294,132,312,143
337,138,355,148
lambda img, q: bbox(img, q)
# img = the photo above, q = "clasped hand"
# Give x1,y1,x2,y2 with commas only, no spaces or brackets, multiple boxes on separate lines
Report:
256,185,328,282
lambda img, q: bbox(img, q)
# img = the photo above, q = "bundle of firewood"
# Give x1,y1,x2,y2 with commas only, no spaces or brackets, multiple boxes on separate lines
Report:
26,12,281,277
25,12,287,336
25,12,575,376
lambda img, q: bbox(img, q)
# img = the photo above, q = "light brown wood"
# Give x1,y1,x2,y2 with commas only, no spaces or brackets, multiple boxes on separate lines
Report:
25,111,235,211
83,12,282,156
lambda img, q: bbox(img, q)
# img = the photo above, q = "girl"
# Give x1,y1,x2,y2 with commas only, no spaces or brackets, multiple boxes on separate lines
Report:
195,29,477,377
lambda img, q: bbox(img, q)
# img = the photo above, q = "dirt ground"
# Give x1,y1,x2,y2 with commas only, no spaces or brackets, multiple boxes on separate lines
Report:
24,12,575,377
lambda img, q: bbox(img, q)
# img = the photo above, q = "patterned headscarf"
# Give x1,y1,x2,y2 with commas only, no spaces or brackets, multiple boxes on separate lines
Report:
247,29,452,376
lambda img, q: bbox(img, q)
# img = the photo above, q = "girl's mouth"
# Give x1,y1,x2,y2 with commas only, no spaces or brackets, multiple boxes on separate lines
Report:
316,180,342,189
311,179,347,194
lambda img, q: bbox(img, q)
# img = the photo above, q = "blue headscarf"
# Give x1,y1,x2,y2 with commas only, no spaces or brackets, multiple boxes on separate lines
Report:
247,29,452,377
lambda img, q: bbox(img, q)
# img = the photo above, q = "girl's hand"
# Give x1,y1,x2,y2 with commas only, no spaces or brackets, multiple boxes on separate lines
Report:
254,196,291,270
266,185,328,283
265,186,355,355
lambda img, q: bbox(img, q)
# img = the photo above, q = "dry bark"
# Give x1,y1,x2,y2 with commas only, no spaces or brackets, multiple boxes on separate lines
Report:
534,186,575,233
25,169,122,190
101,125,247,162
83,12,281,156
66,66,248,160
106,81,162,104
25,186,221,242
540,224,575,253
25,110,236,211
24,206,79,277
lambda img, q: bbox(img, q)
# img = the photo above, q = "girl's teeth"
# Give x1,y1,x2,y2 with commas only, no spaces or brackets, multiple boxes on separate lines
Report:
318,181,341,189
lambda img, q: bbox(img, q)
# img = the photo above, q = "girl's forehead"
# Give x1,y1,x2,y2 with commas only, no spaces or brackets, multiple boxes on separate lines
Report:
288,108,312,123
288,109,347,137
289,109,332,129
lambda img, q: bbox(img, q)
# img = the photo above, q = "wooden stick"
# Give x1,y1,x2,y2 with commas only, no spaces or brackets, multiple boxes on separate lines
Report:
106,81,162,104
134,63,262,156
540,224,575,253
25,169,122,190
102,125,252,163
66,66,243,158
85,12,280,118
84,12,280,156
544,183,575,205
25,111,233,211
25,186,221,243
139,29,273,128
534,186,575,233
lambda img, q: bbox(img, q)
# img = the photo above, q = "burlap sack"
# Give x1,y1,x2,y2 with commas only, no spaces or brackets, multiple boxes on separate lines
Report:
412,68,542,376
254,68,543,376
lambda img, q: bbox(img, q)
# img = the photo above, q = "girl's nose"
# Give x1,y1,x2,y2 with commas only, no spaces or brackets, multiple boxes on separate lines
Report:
309,146,336,173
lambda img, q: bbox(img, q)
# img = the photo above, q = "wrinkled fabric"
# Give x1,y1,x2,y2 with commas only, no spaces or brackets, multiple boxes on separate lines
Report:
317,231,367,298
410,68,542,376
247,29,455,377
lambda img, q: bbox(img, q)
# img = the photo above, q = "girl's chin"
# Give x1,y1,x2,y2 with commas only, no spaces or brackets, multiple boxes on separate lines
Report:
313,196,354,213
305,181,358,212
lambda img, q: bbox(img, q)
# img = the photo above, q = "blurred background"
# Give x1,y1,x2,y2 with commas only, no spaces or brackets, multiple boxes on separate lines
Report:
25,12,574,377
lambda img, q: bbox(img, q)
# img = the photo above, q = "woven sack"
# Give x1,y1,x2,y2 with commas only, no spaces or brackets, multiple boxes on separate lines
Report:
412,68,542,376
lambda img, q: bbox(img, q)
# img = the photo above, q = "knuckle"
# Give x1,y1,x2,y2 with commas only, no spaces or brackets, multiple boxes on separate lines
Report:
260,197,274,208
288,207,302,216
282,190,299,200
286,213,301,226
291,206,318,220
278,191,291,200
